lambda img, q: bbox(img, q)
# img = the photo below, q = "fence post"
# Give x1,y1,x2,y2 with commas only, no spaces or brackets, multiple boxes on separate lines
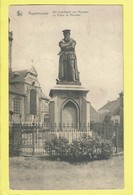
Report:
115,124,118,153
32,123,35,156
10,122,15,156
19,114,22,155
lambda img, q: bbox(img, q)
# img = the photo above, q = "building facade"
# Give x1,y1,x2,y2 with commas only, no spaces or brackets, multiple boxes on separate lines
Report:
98,92,123,124
9,67,49,123
9,26,49,124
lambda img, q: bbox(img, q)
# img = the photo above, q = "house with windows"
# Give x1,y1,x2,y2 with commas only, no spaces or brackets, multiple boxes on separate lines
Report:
98,92,123,124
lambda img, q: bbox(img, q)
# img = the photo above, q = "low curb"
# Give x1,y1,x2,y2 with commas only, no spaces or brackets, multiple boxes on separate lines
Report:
112,151,123,157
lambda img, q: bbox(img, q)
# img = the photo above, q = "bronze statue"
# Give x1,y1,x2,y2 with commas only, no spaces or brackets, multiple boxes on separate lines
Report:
58,30,79,82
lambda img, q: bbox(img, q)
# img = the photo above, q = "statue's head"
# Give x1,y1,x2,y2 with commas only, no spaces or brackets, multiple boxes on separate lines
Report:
63,29,71,40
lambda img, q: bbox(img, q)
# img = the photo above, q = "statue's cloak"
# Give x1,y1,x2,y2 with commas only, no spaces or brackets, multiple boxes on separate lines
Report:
58,38,79,81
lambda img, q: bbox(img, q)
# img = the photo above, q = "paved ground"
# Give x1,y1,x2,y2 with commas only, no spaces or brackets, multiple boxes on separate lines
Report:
9,155,124,190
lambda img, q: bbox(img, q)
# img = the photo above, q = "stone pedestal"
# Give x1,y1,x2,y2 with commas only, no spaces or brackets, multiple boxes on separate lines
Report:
49,83,90,130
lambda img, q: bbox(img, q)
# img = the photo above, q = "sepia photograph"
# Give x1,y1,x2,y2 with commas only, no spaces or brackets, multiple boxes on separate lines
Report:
9,5,123,190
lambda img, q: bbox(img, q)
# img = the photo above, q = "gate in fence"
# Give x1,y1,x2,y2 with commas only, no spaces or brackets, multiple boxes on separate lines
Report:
9,122,123,156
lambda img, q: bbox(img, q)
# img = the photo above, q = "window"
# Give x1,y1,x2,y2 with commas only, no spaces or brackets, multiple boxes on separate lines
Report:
13,97,21,114
30,89,37,115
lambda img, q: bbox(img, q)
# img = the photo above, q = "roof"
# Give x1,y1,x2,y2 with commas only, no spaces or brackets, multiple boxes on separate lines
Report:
9,69,28,83
99,99,120,114
90,104,98,114
112,106,120,115
9,67,49,100
9,84,25,96
90,104,98,122
9,67,38,83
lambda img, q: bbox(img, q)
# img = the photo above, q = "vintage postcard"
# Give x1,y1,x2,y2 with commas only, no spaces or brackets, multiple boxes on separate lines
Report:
8,4,123,190
0,1,133,195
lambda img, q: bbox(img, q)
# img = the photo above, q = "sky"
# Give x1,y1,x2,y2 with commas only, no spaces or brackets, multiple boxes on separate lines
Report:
9,5,123,110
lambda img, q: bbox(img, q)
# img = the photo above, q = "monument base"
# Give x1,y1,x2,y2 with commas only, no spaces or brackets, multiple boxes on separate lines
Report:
49,84,90,130
56,80,81,86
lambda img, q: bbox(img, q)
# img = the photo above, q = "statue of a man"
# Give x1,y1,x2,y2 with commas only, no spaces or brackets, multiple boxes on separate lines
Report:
58,30,79,82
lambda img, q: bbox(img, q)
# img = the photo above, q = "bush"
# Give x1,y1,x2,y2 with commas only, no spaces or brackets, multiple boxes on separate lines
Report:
44,134,113,161
44,135,70,157
100,139,113,159
69,136,93,160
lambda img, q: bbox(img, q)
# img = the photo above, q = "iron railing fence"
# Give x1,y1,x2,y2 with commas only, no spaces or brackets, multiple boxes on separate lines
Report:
9,122,123,156
90,122,123,153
